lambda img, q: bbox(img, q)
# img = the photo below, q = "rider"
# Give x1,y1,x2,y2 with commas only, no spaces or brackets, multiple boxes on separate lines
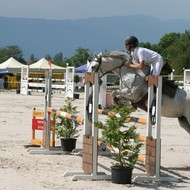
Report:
124,36,164,76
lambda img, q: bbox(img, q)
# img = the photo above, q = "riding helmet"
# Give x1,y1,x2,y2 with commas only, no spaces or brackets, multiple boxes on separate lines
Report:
125,36,138,47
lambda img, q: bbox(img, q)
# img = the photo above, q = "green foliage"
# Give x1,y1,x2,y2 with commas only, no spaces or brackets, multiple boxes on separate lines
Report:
138,42,152,49
95,103,142,169
53,47,91,68
45,54,52,61
74,74,80,84
0,45,25,63
159,32,181,50
53,98,80,139
65,47,91,67
53,52,63,62
29,54,38,63
162,30,190,74
114,78,120,85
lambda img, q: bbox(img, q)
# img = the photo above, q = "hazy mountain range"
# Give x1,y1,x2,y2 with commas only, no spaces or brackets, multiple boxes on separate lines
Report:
0,15,190,60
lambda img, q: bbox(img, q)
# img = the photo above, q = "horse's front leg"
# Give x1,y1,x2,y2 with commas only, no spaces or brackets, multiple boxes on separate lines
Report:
111,88,132,107
112,88,135,100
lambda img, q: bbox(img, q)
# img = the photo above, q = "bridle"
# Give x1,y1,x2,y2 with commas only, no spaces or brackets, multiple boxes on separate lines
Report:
93,55,137,89
93,55,124,78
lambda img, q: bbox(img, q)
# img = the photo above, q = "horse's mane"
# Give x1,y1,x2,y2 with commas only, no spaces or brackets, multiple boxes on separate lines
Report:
101,51,131,60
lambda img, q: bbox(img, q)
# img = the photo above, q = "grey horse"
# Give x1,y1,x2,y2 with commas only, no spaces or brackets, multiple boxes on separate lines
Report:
88,51,190,134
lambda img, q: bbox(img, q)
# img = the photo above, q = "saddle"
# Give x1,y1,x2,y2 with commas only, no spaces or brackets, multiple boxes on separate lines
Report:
162,78,178,98
159,62,178,98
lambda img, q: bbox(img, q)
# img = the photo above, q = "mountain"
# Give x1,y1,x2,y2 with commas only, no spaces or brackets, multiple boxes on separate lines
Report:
0,15,190,60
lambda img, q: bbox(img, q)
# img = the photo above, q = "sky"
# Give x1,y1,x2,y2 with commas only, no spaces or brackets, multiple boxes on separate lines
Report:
0,0,190,21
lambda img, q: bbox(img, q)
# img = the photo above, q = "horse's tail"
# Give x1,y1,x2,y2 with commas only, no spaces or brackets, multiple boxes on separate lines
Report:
178,116,190,134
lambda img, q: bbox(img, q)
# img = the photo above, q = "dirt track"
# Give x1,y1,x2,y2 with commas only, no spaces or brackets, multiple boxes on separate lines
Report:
0,91,189,190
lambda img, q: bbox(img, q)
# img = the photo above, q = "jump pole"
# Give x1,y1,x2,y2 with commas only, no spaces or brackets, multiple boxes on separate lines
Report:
47,107,146,126
97,109,147,125
29,69,63,155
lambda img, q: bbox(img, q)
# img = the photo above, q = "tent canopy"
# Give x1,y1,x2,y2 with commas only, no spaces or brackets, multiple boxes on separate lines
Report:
29,58,65,72
0,57,26,72
75,64,88,73
75,61,91,73
0,69,14,77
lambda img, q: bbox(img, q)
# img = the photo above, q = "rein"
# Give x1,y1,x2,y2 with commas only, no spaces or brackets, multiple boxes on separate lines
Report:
95,56,138,89
94,54,125,77
98,60,124,78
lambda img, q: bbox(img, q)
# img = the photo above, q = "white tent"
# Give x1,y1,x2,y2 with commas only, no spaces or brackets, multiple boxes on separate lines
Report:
0,57,26,72
29,58,65,72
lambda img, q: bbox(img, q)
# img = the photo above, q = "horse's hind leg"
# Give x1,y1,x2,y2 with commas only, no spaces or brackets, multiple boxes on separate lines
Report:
178,116,190,134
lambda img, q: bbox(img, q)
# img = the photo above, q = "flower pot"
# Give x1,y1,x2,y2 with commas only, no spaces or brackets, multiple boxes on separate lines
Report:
73,93,80,99
111,166,133,184
16,89,20,94
60,138,77,152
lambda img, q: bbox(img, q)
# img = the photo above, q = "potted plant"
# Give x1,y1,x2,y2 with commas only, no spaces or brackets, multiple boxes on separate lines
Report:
73,74,80,99
53,97,80,151
95,103,142,184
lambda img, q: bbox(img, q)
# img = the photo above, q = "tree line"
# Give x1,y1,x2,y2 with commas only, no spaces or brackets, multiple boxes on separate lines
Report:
0,30,190,74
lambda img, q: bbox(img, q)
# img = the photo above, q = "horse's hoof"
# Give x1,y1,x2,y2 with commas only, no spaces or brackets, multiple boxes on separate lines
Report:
113,96,120,104
113,97,125,108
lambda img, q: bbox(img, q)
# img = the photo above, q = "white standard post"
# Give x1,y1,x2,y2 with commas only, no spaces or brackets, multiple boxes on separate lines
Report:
65,66,74,98
20,66,29,95
43,69,50,150
155,76,162,179
92,72,99,176
45,69,52,150
147,77,154,138
83,75,91,136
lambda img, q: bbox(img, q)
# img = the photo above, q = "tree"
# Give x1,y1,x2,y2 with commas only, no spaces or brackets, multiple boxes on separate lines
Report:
52,52,65,67
166,30,190,74
69,47,91,67
53,52,63,62
45,54,52,61
0,45,25,63
74,74,80,84
29,54,38,63
159,32,181,49
158,32,181,62
139,42,152,49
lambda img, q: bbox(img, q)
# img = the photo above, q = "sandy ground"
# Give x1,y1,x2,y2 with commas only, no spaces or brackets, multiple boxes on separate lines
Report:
0,90,189,190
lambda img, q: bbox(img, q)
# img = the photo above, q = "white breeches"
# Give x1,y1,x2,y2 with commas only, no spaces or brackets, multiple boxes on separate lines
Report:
152,55,164,76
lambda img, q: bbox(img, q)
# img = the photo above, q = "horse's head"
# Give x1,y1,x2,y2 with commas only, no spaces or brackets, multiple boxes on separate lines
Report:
88,52,103,73
88,51,132,77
